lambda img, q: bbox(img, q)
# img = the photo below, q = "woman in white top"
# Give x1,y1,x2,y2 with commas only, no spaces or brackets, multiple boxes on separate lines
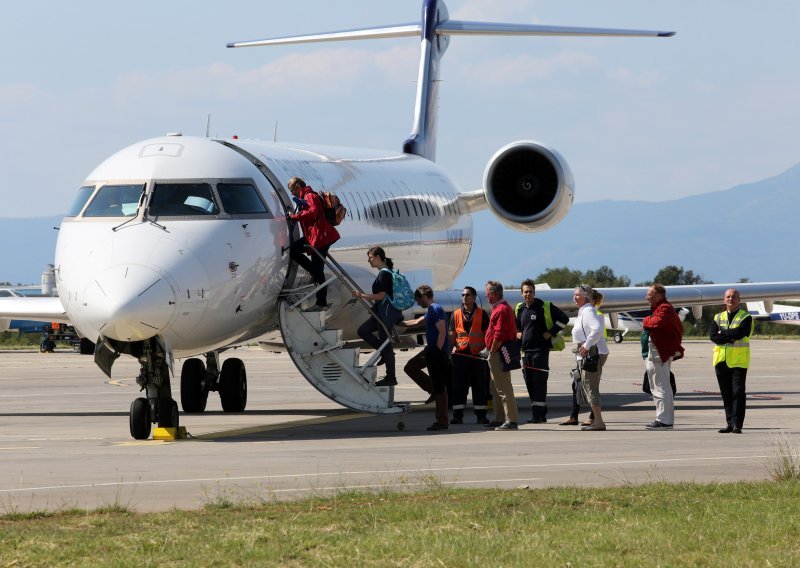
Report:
571,284,610,431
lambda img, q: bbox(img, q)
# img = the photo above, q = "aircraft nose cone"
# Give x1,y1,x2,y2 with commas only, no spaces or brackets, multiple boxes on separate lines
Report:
82,265,177,342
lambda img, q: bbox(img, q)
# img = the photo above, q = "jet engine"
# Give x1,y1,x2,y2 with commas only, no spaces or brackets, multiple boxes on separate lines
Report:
483,140,574,232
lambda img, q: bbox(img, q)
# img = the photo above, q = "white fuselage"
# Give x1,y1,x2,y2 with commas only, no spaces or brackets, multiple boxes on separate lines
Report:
54,135,472,357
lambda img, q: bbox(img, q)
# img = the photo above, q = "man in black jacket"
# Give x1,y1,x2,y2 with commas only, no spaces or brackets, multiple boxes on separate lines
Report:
515,279,569,423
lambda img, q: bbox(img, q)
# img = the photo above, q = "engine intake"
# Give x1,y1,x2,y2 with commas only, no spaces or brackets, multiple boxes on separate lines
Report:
483,141,574,232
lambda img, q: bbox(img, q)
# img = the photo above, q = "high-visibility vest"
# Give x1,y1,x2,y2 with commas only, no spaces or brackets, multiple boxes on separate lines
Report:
453,308,486,354
712,308,753,368
596,309,607,334
515,300,565,351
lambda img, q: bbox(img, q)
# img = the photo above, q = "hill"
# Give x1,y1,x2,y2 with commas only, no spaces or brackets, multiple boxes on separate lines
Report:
459,162,800,287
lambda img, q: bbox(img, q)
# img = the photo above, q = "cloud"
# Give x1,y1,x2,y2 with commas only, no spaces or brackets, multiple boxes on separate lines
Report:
0,83,46,116
111,45,419,107
457,50,598,86
451,0,541,23
606,66,663,87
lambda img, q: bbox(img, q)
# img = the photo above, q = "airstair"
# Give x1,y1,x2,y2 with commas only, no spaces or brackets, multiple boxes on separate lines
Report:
278,249,409,415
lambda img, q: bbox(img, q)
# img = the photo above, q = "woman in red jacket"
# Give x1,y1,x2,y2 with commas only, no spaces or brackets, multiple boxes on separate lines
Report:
288,177,340,310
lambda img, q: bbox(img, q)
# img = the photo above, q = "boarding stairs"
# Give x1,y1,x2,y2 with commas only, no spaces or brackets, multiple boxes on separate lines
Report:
277,248,409,415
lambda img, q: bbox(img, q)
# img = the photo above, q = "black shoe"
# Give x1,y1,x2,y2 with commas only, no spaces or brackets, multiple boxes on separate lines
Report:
476,416,490,425
427,422,448,431
732,427,743,434
527,417,547,424
374,376,397,387
424,393,435,404
375,355,385,366
494,421,518,431
645,420,673,430
718,425,734,433
484,421,504,429
450,415,463,425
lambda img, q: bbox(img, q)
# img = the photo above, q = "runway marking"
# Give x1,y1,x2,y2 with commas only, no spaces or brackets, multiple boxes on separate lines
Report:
0,454,773,495
0,446,41,451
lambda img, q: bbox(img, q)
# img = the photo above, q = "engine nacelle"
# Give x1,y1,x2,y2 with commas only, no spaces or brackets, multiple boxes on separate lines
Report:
483,140,574,232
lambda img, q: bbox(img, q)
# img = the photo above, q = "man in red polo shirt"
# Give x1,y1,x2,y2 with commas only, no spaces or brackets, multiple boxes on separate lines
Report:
479,280,519,430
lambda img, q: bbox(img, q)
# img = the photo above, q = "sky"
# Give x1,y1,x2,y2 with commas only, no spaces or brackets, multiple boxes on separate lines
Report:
1,0,799,219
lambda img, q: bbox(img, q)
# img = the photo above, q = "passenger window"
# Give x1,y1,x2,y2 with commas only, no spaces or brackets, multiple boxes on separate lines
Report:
217,183,271,216
66,185,96,217
149,183,219,216
83,184,144,217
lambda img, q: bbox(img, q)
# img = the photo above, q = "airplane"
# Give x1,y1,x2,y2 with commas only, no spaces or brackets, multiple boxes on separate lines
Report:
2,0,799,440
747,301,800,326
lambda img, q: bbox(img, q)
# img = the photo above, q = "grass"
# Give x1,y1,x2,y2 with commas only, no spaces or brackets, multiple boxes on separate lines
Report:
2,481,800,566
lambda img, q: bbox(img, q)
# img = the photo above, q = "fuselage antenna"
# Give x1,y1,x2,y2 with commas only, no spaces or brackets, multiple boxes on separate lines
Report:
273,121,278,142
205,113,212,138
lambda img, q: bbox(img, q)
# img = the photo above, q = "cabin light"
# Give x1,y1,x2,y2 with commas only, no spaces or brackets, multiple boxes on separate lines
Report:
166,132,183,137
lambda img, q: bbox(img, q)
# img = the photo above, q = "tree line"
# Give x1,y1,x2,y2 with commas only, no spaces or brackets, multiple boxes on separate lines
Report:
527,264,799,338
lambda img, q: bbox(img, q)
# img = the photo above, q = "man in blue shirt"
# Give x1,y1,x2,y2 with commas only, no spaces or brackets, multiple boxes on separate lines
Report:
402,285,452,431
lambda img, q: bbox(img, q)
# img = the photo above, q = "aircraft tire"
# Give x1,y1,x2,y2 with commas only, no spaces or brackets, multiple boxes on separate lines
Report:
180,358,208,413
130,397,151,440
219,358,247,412
157,398,180,429
79,338,95,355
614,332,623,344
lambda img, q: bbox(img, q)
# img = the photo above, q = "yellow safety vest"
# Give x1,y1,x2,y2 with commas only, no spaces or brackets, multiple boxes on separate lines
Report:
712,308,753,368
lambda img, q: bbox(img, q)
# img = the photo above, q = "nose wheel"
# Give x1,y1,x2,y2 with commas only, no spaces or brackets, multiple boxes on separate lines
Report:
130,397,151,440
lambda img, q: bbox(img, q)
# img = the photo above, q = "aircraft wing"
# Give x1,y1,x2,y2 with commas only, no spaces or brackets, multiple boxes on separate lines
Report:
535,282,800,314
0,296,69,325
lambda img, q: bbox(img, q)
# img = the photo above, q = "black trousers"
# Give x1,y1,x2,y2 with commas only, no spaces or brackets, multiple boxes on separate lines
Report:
451,351,489,413
289,237,331,306
522,350,549,419
715,362,747,428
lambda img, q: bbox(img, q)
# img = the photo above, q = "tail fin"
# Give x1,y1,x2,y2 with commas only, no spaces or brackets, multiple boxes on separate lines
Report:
228,0,674,162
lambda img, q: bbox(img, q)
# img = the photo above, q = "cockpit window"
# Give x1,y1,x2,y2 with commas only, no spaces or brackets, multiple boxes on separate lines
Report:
149,183,219,216
66,185,96,217
82,184,144,217
217,183,270,215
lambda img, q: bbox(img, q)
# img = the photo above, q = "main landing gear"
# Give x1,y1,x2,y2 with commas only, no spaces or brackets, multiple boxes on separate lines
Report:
178,353,248,413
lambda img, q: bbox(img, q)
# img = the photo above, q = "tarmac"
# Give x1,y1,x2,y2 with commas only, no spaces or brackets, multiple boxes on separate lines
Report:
1,340,799,512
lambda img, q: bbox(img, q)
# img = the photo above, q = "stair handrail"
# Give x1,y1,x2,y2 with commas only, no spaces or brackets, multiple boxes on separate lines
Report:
304,245,399,344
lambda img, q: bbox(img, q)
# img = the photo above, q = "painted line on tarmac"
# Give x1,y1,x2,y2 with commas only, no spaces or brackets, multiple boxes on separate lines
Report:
0,454,773,495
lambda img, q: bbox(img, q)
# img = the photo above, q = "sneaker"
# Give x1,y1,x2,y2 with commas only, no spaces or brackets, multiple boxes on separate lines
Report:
494,421,519,431
483,421,504,429
427,422,448,431
645,420,673,430
374,376,397,387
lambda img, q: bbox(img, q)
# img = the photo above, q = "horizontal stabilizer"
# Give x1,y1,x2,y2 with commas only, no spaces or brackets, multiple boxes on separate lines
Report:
228,21,674,49
227,24,421,48
438,21,675,38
